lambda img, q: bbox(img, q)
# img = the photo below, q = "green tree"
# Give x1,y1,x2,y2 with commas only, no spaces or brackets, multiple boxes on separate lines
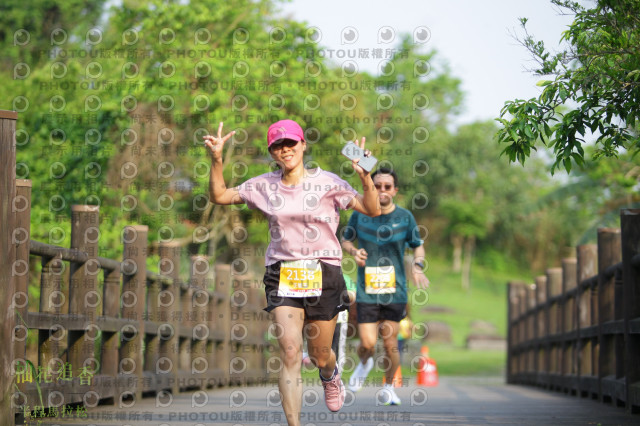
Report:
497,0,640,174
1,0,467,268
534,149,640,244
0,0,106,66
426,120,586,280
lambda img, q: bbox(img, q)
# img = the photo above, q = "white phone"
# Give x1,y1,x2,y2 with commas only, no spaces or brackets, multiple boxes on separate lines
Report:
341,141,378,172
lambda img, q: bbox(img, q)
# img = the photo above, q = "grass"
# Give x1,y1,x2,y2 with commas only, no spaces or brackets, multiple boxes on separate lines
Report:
300,344,506,383
408,255,527,375
425,344,505,376
409,256,528,347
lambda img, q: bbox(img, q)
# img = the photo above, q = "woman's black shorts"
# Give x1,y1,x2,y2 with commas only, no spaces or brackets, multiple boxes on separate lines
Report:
262,260,350,321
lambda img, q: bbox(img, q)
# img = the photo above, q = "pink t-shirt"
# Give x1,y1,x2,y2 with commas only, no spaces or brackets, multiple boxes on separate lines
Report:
237,168,358,266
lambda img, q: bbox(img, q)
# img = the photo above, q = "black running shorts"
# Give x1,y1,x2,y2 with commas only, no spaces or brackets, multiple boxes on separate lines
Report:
356,302,407,323
262,260,350,321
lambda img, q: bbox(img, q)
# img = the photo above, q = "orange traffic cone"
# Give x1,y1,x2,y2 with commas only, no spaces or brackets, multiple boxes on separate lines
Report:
416,346,438,387
383,366,403,387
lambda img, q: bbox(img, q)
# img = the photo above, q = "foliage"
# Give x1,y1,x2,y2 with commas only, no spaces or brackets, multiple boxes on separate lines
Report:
0,0,609,282
418,120,585,275
534,148,640,244
1,0,467,263
497,0,640,174
0,0,106,66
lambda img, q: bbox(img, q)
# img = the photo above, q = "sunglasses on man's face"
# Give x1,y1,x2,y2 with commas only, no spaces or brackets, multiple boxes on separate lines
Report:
374,183,395,191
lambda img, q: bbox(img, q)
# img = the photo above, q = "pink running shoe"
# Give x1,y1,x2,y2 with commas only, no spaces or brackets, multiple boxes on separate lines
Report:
302,352,312,367
321,369,345,412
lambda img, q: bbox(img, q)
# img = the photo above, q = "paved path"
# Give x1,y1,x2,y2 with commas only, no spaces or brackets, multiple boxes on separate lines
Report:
32,376,637,425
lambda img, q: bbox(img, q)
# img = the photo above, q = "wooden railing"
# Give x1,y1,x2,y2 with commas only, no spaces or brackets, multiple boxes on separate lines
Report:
1,111,272,423
507,209,640,414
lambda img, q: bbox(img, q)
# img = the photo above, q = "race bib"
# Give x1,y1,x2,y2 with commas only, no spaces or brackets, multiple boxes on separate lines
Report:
278,260,323,297
364,265,396,294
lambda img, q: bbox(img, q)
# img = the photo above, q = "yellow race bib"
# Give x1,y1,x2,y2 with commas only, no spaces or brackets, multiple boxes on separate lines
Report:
278,260,323,297
364,265,396,294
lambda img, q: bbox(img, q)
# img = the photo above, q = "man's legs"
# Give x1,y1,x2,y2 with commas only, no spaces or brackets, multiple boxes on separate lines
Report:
378,319,402,405
272,306,305,426
379,320,400,385
357,322,378,363
348,322,377,391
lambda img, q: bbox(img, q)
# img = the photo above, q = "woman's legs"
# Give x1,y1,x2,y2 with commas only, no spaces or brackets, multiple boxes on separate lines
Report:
307,314,346,411
305,315,339,378
272,305,305,426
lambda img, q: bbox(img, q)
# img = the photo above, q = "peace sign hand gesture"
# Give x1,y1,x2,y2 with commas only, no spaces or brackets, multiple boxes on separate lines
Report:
203,122,235,163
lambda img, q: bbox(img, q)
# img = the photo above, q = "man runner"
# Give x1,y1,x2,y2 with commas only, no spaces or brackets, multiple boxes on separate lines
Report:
341,166,430,405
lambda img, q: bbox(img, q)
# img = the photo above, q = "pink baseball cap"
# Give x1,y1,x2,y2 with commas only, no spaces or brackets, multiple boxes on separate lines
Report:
267,119,305,148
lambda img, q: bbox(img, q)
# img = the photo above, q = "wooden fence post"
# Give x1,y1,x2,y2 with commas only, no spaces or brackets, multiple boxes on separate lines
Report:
535,275,547,386
101,257,120,403
507,282,516,384
517,284,528,377
620,209,640,413
0,110,18,424
11,179,31,420
562,257,577,393
206,270,218,387
13,180,31,372
214,264,231,386
120,225,148,403
230,272,254,385
158,242,180,394
560,258,578,393
546,268,562,388
597,228,621,403
526,283,536,377
68,205,100,379
38,254,64,374
190,255,210,390
179,255,193,381
249,280,268,381
144,252,160,388
507,281,526,383
577,244,597,397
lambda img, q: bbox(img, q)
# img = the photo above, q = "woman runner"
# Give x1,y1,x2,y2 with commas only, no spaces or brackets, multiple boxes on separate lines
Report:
204,119,380,425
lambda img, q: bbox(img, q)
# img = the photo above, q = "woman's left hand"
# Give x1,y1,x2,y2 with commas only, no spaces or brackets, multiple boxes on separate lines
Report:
351,137,371,177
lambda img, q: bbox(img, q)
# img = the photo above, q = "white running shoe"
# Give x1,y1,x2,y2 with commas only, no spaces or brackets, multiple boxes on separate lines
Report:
348,357,374,392
381,383,401,406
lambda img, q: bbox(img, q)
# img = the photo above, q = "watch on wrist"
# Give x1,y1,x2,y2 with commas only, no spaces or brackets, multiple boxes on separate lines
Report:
414,260,424,270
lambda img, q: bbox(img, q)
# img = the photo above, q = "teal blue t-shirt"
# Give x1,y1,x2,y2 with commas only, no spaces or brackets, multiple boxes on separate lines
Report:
343,207,422,304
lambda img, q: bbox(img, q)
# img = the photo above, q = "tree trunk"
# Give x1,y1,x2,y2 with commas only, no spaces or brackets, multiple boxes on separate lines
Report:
462,235,475,291
451,234,462,273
